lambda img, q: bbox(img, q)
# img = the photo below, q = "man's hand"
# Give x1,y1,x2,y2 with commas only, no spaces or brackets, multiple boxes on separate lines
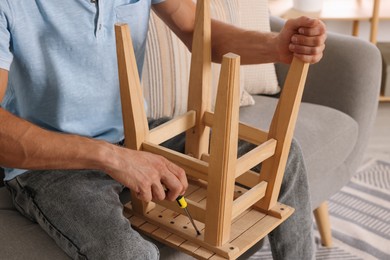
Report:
278,16,327,64
106,146,188,203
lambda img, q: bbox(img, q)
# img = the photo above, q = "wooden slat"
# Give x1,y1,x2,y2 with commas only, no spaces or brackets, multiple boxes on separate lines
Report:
235,139,277,178
229,209,266,240
184,182,203,197
145,207,205,237
149,111,196,144
209,255,227,260
200,154,262,191
166,234,186,247
235,170,260,188
150,228,213,260
154,198,206,223
256,57,309,210
203,111,269,145
180,240,201,253
129,216,147,227
137,207,237,259
142,142,209,181
230,204,294,255
193,247,215,259
186,184,208,205
139,222,159,233
115,23,150,214
185,0,211,159
231,181,267,219
205,53,240,246
231,214,279,253
152,227,172,240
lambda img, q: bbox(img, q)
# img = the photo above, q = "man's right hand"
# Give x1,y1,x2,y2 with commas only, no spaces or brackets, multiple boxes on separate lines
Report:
105,145,188,203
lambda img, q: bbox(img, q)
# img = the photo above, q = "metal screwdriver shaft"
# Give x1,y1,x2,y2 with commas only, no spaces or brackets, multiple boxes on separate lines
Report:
176,196,202,236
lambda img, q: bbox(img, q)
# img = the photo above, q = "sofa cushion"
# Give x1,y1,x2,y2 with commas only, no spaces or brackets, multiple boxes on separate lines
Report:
0,187,70,259
239,95,358,200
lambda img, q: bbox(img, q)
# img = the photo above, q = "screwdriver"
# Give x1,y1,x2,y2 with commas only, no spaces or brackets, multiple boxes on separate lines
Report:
176,196,201,236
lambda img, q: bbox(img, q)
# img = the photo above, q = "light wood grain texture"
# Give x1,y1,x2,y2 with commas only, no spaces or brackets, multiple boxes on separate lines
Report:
370,0,381,43
185,0,211,159
149,111,196,144
204,53,241,246
115,23,150,214
231,181,268,219
256,57,309,210
235,139,277,178
352,20,360,36
314,201,333,247
204,111,269,144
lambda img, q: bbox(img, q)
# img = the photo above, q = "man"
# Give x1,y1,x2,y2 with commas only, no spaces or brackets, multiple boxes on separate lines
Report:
0,0,326,259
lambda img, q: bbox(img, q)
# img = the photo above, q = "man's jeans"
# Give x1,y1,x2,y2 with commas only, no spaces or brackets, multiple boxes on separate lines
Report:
5,119,314,260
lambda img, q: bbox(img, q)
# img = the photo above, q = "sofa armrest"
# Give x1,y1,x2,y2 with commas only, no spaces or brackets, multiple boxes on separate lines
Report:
270,15,382,172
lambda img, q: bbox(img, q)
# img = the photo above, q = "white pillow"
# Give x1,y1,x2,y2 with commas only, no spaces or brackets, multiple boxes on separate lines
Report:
239,0,280,95
142,0,279,118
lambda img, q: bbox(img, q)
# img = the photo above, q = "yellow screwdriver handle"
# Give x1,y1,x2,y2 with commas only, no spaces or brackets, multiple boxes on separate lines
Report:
176,196,187,209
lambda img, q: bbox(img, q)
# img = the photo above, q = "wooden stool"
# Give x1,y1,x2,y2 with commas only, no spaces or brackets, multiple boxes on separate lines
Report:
114,0,309,258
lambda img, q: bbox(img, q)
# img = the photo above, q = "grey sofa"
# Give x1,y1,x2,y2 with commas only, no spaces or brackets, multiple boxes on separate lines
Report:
0,18,382,259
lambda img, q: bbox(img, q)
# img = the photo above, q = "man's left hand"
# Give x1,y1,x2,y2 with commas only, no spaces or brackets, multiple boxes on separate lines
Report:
278,16,327,64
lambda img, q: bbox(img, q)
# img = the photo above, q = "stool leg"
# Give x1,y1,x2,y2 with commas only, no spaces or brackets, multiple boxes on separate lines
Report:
115,24,151,214
205,53,240,246
185,0,211,159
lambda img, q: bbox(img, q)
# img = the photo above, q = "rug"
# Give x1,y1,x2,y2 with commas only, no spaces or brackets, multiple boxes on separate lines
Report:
249,159,390,260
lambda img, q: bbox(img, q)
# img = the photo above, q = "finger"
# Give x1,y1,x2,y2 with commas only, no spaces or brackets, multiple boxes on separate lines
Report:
294,16,325,30
287,16,318,31
151,182,166,201
289,43,325,56
161,172,183,201
288,17,326,36
291,34,326,47
136,189,152,202
166,160,188,194
298,25,326,37
293,52,324,64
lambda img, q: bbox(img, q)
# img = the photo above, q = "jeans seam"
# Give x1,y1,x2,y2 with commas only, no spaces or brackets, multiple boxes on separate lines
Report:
5,178,36,222
6,178,88,260
30,198,89,260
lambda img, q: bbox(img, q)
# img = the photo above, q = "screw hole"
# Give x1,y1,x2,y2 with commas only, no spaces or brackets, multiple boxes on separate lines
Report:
183,226,188,229
158,215,163,218
170,221,175,224
236,190,242,194
280,208,285,211
229,247,235,250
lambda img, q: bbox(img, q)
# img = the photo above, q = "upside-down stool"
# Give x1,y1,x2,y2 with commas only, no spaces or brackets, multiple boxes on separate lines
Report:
114,0,309,258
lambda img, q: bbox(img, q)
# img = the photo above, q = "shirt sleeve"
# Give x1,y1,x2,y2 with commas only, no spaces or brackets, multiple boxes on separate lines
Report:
151,0,166,5
0,2,13,71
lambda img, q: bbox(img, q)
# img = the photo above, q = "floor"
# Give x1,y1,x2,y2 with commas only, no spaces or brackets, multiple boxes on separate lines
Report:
364,102,390,162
